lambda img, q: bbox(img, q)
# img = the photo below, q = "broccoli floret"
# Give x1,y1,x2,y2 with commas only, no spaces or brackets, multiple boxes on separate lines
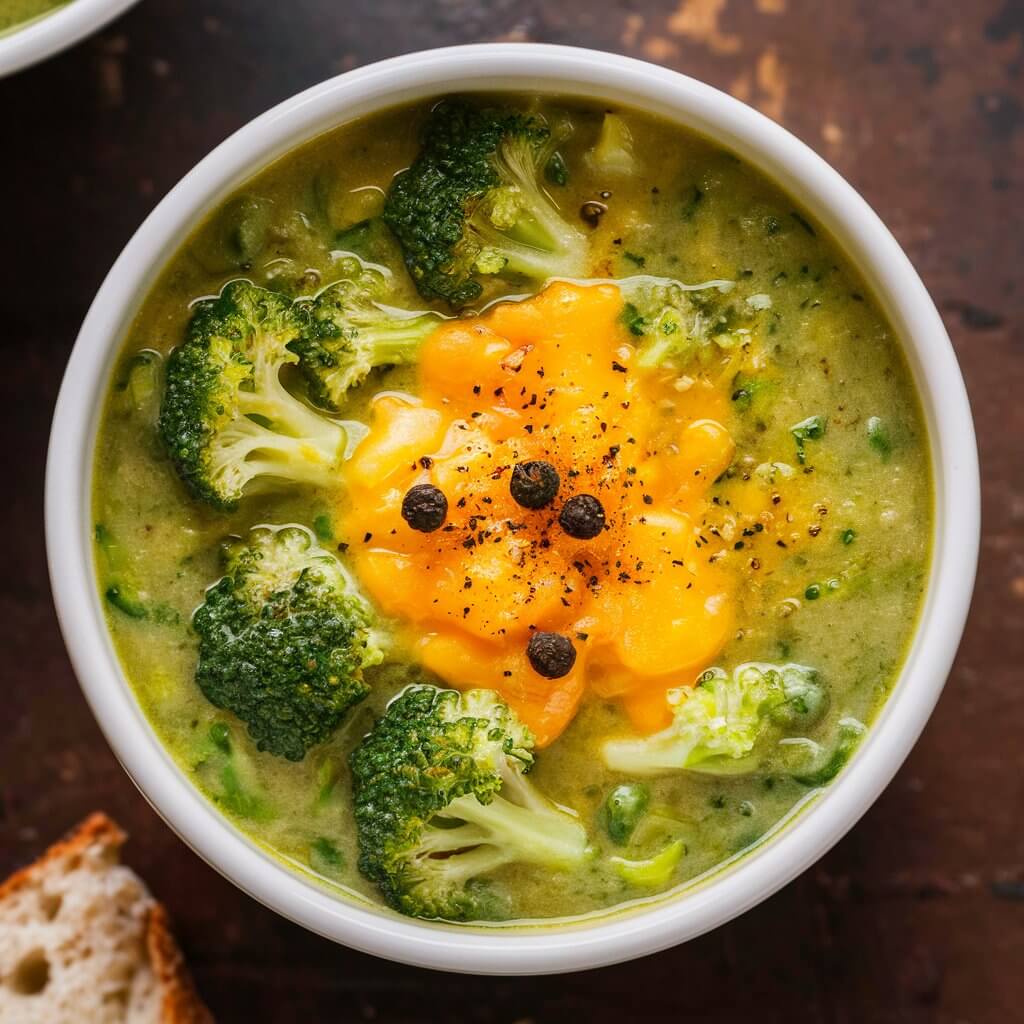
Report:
350,685,589,921
603,663,826,776
159,280,346,510
383,99,587,306
193,525,383,762
618,276,755,370
289,259,441,410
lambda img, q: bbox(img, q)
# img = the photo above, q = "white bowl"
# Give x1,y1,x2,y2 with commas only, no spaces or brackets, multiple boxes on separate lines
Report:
0,0,140,78
45,44,979,974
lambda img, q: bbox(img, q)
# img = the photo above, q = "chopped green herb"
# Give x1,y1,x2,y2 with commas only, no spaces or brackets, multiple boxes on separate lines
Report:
682,184,704,220
790,415,826,464
313,514,334,542
623,251,646,268
209,722,232,754
840,528,856,545
620,301,646,337
866,416,892,459
309,837,346,879
804,583,821,601
219,761,274,821
731,373,769,411
315,757,338,807
105,583,148,619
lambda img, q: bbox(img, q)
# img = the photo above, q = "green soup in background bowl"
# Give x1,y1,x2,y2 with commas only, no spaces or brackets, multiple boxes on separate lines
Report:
0,0,139,77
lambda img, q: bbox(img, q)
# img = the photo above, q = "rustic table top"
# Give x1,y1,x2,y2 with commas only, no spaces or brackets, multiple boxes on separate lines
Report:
2,0,1021,1020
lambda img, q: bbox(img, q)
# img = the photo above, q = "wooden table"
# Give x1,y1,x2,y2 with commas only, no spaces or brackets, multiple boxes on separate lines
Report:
2,1,1020,1019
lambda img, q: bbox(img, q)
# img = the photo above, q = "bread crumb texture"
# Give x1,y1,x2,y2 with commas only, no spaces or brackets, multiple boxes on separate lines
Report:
0,813,212,1023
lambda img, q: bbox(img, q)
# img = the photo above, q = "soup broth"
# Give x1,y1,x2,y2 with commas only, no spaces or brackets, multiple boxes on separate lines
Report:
92,96,931,924
0,0,69,35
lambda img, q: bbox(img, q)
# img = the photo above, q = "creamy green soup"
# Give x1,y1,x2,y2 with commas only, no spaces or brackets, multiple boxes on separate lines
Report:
92,96,931,925
0,0,70,35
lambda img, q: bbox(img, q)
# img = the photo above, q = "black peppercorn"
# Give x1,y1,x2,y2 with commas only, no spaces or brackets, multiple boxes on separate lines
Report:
509,460,560,509
527,631,577,679
559,494,606,539
401,483,448,533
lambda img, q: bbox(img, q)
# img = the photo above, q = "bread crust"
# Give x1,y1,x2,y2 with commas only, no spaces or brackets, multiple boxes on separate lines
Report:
0,813,214,1024
0,812,126,903
145,904,214,1024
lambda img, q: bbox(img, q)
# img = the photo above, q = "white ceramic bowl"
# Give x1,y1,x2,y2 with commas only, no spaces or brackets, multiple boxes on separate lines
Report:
45,44,979,974
0,0,139,78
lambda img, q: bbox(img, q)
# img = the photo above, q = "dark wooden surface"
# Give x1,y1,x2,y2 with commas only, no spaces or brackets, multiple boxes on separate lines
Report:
2,1,1021,1020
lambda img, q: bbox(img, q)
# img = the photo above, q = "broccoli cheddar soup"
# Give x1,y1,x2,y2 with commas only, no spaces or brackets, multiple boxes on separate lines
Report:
93,96,931,925
0,0,70,35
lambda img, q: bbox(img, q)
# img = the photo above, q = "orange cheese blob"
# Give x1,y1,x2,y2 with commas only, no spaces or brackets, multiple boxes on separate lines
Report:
342,282,736,745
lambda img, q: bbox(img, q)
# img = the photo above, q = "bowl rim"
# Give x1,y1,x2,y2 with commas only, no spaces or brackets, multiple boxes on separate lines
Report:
0,0,140,78
45,42,979,975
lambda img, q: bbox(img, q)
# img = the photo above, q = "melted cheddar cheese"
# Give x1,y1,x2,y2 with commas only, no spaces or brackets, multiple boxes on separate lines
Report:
342,282,737,744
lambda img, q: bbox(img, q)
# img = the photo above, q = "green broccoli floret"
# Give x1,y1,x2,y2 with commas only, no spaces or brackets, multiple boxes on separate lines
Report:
618,275,756,370
159,280,346,510
350,685,589,921
383,99,587,306
193,525,383,762
603,662,826,776
289,259,442,410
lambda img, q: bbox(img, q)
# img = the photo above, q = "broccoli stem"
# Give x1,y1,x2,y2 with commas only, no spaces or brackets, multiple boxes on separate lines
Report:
470,214,584,281
603,737,685,776
635,335,677,370
603,734,761,777
363,317,439,364
210,360,346,490
414,838,512,888
209,417,342,492
241,350,344,448
444,789,588,872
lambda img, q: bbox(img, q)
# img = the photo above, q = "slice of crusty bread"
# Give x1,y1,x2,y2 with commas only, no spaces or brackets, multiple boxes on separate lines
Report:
0,813,213,1024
